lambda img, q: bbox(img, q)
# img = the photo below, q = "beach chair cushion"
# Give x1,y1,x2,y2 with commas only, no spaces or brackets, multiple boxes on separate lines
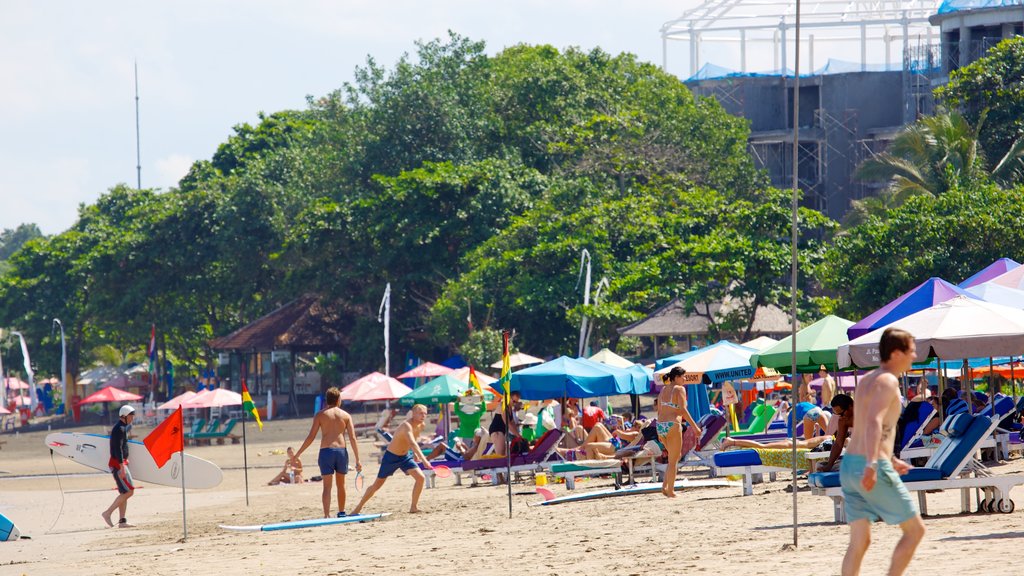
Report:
934,414,994,478
808,472,840,488
550,460,619,473
714,449,761,467
946,398,968,417
698,414,727,449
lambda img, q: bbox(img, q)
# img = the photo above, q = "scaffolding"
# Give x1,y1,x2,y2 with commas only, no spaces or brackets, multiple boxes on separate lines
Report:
661,0,940,78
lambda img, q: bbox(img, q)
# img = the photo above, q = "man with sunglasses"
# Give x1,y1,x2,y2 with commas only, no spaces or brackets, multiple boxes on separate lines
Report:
817,393,854,472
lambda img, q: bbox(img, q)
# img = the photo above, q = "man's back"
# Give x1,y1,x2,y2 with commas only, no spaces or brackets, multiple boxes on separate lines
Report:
847,369,901,459
316,406,351,449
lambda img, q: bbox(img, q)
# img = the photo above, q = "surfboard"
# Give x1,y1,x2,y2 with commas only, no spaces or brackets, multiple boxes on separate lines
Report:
45,432,223,489
529,479,738,506
0,513,21,541
219,512,390,532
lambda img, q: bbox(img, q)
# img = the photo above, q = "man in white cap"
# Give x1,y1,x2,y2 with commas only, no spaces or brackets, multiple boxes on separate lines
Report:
102,405,136,527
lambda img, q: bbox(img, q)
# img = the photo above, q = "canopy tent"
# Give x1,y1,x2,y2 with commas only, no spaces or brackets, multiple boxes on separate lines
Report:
958,257,1021,288
839,297,1024,368
511,356,635,400
741,336,779,352
395,362,454,380
340,372,413,402
654,340,756,370
754,315,855,372
847,277,977,340
399,374,475,406
587,348,635,368
966,282,1024,308
183,388,242,408
157,390,197,411
489,352,545,369
77,386,143,405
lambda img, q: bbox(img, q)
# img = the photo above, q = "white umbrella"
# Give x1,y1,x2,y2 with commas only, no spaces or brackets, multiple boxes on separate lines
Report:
966,282,1024,308
587,348,635,368
741,336,779,352
839,296,1024,368
489,352,544,369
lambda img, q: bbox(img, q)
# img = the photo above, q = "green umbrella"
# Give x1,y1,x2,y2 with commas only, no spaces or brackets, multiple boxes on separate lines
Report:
399,374,484,406
752,315,854,373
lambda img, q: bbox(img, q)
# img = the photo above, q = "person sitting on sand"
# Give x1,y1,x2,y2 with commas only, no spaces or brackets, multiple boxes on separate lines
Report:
351,404,433,515
267,447,304,485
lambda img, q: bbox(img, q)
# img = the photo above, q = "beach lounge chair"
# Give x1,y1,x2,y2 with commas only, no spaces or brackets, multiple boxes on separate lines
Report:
461,429,564,485
550,459,623,489
808,413,1024,522
679,413,728,471
901,397,1011,460
191,418,239,445
718,404,776,439
712,446,814,496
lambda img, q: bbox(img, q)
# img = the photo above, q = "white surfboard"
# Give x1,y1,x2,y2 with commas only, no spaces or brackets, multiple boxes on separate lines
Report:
45,432,223,489
219,512,390,532
0,513,21,541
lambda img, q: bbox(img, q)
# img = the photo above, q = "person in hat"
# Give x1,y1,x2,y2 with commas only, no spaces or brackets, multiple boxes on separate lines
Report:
102,404,136,528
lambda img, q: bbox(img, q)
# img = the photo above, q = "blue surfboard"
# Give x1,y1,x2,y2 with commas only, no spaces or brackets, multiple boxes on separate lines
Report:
220,512,389,532
0,512,22,541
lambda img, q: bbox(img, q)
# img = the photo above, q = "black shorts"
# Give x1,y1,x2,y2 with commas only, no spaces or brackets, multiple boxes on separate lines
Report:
112,465,135,494
488,413,507,435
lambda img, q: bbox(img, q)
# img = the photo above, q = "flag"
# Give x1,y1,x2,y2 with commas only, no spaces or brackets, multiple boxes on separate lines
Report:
241,379,263,431
468,365,483,395
147,324,157,372
144,406,183,468
497,330,511,407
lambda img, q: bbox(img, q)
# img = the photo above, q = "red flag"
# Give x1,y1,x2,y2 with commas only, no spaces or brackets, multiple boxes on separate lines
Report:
144,406,184,468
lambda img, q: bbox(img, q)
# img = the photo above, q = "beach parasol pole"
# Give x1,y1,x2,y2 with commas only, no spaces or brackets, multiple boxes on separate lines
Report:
788,0,802,548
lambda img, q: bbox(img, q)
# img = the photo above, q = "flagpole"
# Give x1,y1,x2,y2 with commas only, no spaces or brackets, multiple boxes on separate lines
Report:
242,394,250,507
180,443,187,541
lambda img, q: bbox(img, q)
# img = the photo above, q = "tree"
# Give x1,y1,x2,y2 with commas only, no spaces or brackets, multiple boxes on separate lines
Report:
824,182,1024,319
0,223,43,260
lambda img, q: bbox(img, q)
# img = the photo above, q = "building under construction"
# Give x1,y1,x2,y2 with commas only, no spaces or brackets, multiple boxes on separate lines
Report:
661,0,1024,221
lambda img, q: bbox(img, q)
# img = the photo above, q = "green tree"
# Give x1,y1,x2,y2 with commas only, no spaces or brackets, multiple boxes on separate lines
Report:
0,223,43,260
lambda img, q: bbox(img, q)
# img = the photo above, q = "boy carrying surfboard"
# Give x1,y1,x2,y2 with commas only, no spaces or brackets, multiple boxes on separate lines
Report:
102,405,136,528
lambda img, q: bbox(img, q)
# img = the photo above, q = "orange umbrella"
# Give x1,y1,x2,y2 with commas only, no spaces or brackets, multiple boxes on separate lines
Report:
965,363,1024,379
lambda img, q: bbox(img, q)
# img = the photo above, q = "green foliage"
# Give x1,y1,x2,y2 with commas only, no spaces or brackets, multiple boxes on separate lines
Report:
314,353,343,387
0,223,43,260
938,37,1024,172
824,183,1024,318
458,328,508,369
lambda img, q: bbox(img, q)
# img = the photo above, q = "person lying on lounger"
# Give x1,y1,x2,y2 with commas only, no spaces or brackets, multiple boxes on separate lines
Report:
720,434,834,451
556,420,646,460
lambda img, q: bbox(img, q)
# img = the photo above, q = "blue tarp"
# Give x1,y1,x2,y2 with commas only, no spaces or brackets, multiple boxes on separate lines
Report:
938,0,1023,14
511,356,634,400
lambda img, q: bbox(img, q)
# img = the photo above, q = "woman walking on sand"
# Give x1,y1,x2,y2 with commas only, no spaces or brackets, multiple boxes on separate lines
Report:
656,367,702,497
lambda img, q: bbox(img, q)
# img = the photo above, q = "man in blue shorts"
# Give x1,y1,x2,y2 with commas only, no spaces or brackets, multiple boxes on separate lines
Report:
102,405,136,528
351,404,433,514
840,327,925,576
294,386,361,518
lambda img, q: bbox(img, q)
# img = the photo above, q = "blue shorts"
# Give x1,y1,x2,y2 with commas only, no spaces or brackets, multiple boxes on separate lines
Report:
378,450,418,479
840,454,918,525
318,447,349,476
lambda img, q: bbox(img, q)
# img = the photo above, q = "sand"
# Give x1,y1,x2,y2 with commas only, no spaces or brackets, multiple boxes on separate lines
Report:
2,417,1022,576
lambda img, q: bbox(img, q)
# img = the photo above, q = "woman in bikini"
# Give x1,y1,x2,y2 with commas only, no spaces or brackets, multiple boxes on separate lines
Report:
656,367,702,498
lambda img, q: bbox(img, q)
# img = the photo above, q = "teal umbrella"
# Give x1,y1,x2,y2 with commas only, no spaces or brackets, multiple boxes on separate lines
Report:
398,374,472,406
752,315,854,373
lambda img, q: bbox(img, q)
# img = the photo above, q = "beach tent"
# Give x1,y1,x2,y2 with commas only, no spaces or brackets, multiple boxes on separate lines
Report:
847,277,977,340
341,372,413,402
511,356,634,400
489,352,545,369
966,281,1024,308
587,348,635,368
958,257,1021,289
754,315,854,373
839,296,1024,368
395,362,453,380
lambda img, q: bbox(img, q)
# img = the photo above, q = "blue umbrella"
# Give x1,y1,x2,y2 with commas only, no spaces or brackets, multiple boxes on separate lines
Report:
511,356,633,400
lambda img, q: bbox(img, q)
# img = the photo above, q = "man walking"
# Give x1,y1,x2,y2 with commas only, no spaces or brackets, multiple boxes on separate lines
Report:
294,386,361,518
102,405,136,528
840,327,925,576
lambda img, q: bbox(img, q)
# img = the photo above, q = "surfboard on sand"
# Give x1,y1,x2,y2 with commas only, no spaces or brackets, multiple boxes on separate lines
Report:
0,513,22,541
529,479,738,506
45,432,223,489
220,513,390,532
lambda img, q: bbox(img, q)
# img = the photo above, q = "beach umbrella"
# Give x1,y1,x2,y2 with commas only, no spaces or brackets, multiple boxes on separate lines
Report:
183,388,242,408
654,340,756,370
587,348,635,369
77,386,143,404
988,264,1024,291
511,356,633,400
839,296,1024,368
398,374,469,406
158,391,197,411
754,315,854,373
741,336,779,352
654,345,756,384
847,277,977,340
395,362,454,380
965,282,1024,308
448,366,499,386
489,352,544,369
0,405,10,415
340,372,412,402
958,257,1021,289
3,377,30,390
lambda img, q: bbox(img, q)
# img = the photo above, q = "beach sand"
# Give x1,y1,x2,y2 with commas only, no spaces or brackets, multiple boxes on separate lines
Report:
2,418,1021,576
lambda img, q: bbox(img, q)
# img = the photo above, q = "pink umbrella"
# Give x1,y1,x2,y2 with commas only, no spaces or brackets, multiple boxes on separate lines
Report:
11,396,32,407
395,362,454,379
3,377,30,390
340,372,412,402
0,405,10,415
157,390,197,411
182,388,242,408
449,366,499,386
77,386,143,405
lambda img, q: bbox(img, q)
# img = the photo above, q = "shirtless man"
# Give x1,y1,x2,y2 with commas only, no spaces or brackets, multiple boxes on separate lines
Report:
294,386,361,518
818,393,854,472
351,403,433,514
839,328,925,576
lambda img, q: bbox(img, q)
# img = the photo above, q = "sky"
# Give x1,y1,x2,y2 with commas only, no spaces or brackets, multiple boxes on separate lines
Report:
1,0,703,235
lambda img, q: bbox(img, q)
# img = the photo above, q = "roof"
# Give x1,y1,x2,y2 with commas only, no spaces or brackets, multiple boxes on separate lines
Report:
618,297,795,338
937,0,1023,14
208,294,348,353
